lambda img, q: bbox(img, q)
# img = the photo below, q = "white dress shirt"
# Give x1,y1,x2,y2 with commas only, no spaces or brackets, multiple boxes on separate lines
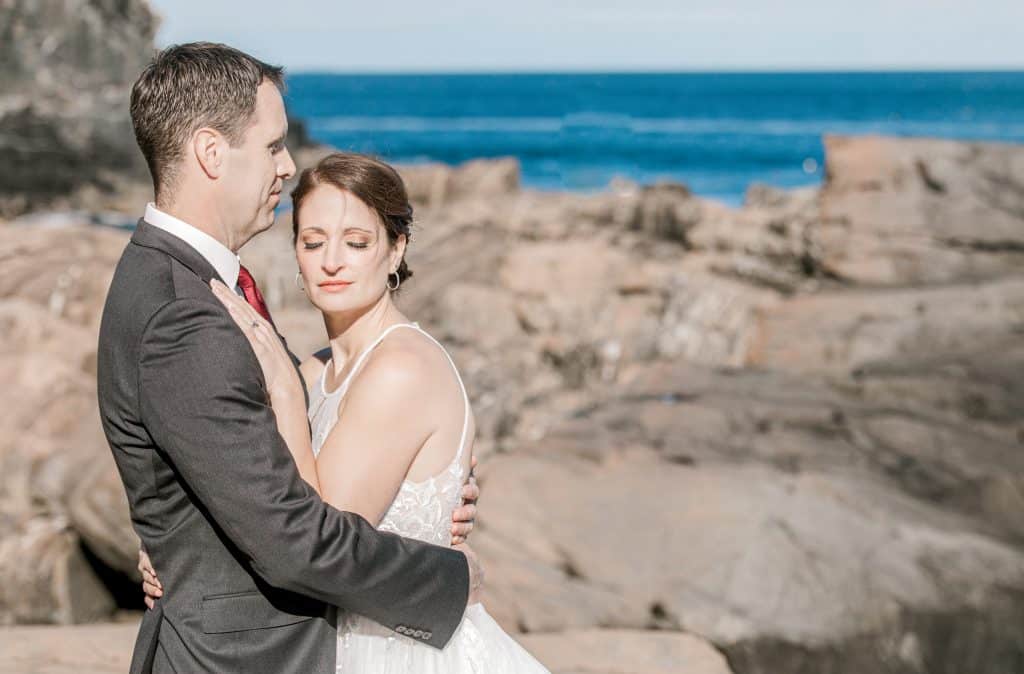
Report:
144,203,241,289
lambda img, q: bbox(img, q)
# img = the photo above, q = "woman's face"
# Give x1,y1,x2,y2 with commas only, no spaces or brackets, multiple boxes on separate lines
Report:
294,184,405,316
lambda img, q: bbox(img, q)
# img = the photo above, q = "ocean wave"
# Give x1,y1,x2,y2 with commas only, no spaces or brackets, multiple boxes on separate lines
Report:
312,115,1024,139
314,116,565,133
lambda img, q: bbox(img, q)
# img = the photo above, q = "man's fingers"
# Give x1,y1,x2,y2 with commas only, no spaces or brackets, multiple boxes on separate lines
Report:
451,535,465,545
452,502,477,524
451,521,473,537
144,597,155,610
460,480,480,504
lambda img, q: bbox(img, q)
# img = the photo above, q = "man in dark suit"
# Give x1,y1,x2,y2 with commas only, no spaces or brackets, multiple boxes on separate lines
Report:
97,42,482,674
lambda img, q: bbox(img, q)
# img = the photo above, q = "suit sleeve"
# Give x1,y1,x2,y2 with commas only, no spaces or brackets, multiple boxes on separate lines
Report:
136,297,469,648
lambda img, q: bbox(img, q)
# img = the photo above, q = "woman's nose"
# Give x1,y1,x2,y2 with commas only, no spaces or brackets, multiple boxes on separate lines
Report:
321,238,345,273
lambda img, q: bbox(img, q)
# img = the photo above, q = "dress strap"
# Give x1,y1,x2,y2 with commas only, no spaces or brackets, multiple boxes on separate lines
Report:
324,322,471,464
391,323,472,465
324,322,419,397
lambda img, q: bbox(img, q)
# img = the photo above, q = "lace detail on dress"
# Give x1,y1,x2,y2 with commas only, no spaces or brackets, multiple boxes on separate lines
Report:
378,457,465,546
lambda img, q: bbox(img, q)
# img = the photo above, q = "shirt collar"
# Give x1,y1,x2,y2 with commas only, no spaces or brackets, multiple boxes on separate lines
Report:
144,203,241,289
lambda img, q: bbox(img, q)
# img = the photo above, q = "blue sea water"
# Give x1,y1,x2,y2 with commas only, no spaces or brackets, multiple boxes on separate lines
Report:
285,72,1024,204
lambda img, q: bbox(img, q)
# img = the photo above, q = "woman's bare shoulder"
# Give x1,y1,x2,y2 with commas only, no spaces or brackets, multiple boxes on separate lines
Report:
346,328,455,403
356,331,437,392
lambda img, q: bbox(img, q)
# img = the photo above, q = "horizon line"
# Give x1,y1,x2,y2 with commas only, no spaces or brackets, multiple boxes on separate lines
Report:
285,65,1024,76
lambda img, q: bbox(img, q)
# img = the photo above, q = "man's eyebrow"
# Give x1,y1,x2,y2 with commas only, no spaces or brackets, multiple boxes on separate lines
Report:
268,132,286,148
299,226,327,234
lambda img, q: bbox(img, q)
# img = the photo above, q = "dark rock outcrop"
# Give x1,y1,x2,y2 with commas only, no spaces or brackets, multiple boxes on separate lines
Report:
0,0,158,216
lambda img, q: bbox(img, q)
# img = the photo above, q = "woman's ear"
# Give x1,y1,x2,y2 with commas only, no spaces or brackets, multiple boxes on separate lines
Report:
391,233,407,270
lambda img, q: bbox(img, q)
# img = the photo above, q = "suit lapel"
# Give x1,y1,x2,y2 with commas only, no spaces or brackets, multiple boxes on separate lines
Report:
132,218,310,409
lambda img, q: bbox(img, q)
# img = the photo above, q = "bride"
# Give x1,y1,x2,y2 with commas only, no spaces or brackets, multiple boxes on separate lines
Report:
142,152,548,673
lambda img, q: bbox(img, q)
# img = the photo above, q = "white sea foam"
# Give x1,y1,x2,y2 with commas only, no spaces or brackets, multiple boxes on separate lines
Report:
313,115,1024,139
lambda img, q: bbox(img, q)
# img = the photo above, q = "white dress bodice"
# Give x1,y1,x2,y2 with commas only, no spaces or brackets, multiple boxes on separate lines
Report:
307,322,470,547
308,324,550,672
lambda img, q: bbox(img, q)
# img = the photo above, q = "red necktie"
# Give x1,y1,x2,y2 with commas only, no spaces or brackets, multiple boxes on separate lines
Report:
236,264,275,326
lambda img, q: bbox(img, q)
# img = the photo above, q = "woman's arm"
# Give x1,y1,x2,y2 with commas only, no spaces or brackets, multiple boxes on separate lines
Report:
210,281,320,493
270,385,320,493
316,346,437,525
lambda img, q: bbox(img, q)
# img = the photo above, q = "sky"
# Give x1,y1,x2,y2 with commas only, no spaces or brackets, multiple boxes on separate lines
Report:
150,1,1024,73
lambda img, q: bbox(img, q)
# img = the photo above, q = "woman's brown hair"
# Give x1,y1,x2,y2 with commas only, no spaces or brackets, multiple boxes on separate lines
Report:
290,152,414,285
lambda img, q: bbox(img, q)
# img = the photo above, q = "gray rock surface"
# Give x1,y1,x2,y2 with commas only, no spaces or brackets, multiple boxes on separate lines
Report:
0,0,158,216
814,134,1024,285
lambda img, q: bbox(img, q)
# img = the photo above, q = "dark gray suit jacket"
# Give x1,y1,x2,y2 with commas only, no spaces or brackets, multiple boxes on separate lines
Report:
97,220,469,674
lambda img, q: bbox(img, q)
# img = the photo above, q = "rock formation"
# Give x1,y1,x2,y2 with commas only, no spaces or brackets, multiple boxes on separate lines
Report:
6,132,1023,673
0,0,159,216
2,4,1023,666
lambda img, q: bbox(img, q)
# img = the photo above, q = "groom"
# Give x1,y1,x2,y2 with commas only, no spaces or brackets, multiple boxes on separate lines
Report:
97,43,481,674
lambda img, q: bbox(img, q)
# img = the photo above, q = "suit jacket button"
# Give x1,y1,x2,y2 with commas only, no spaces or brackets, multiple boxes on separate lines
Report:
396,625,406,634
423,632,432,640
413,629,423,638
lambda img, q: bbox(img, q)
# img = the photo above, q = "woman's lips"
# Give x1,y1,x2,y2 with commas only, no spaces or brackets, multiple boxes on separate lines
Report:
318,281,353,292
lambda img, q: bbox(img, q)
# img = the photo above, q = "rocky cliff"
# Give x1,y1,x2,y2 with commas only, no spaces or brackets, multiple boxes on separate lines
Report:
0,0,158,215
3,134,1024,673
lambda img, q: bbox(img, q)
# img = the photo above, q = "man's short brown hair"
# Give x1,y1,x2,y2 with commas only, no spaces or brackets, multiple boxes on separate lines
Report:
129,42,284,195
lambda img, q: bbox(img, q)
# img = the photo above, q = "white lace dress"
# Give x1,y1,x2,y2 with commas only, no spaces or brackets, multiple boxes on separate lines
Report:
307,322,549,674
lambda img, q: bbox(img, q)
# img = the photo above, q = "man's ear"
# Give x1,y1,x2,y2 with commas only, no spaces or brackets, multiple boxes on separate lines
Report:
193,127,226,179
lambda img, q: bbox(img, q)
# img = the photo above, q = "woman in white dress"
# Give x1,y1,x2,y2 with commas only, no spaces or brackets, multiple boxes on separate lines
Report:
144,152,549,673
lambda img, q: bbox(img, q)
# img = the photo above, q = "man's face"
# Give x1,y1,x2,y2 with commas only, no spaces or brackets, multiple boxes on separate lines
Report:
219,81,297,246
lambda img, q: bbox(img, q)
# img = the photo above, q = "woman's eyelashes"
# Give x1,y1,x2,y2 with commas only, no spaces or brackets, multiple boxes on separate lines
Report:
301,240,371,250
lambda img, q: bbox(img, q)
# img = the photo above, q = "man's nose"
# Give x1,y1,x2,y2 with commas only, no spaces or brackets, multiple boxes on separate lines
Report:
279,147,297,180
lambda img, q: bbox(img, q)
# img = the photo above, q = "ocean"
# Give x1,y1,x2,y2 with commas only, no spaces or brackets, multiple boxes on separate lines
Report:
285,71,1024,204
